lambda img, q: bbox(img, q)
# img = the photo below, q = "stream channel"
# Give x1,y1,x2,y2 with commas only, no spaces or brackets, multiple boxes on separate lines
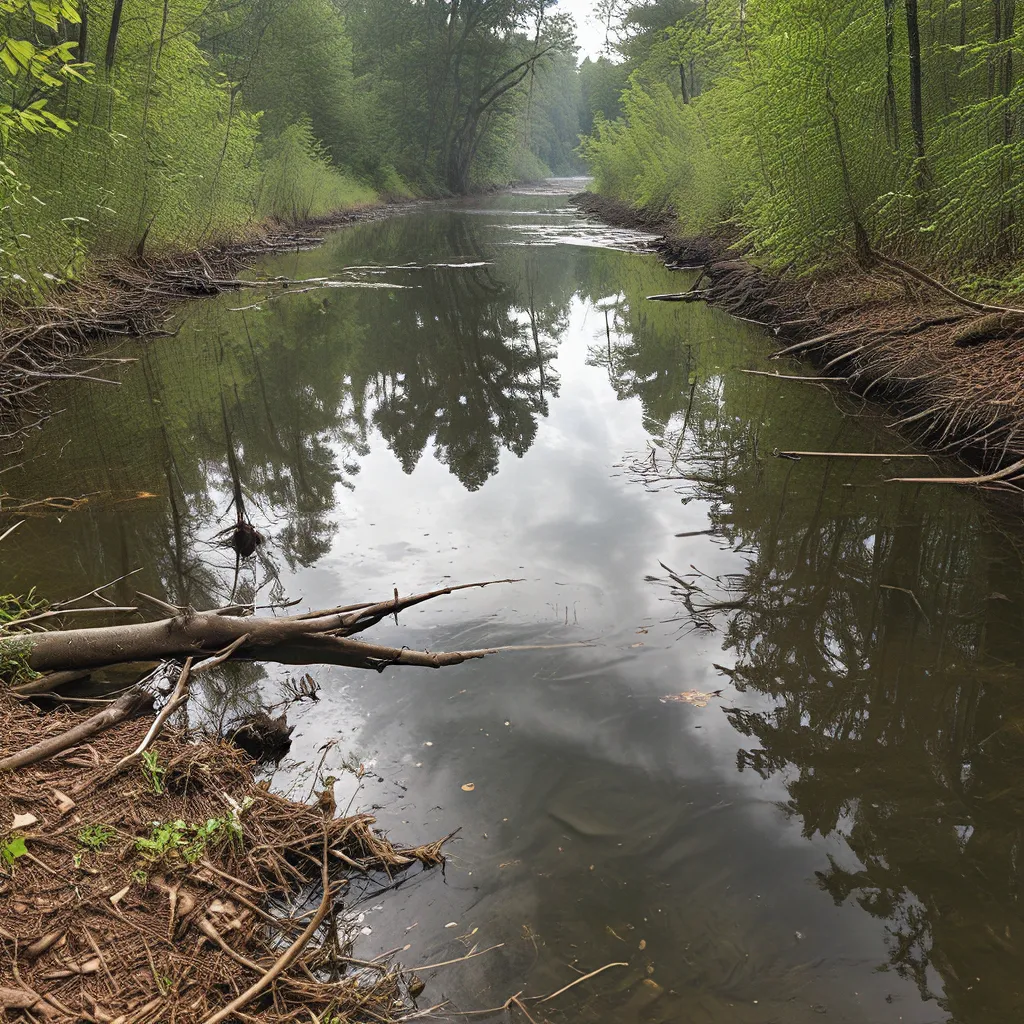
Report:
5,180,1024,1023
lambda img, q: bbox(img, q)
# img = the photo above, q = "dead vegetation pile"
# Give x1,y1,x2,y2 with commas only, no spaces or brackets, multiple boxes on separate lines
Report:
0,690,445,1023
573,191,1024,493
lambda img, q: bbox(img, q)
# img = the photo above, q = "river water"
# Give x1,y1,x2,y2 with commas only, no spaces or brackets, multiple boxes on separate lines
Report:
5,181,1024,1023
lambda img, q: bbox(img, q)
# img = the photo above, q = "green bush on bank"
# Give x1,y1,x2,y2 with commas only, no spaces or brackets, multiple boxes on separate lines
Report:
579,0,1024,287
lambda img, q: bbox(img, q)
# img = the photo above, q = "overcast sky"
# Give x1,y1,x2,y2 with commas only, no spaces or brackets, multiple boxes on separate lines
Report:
556,0,609,61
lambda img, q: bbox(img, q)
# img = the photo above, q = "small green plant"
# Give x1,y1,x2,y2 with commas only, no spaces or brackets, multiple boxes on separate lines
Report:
135,819,188,861
1,834,27,868
135,812,245,865
141,750,166,795
77,824,116,850
0,635,40,686
0,589,48,625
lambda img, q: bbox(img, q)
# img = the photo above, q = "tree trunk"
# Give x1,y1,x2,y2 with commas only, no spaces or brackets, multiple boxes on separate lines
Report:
78,1,89,62
990,0,1003,99
906,0,927,166
998,0,1017,254
679,62,689,103
14,581,521,678
826,75,872,266
105,0,125,74
882,0,899,147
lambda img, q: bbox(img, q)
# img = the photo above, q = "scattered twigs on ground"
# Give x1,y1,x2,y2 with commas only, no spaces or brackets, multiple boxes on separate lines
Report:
0,685,155,772
873,252,1024,316
0,689,450,1024
199,836,337,1024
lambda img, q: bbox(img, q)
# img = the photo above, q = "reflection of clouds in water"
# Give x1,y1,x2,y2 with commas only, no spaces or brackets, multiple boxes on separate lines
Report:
1,186,1005,1024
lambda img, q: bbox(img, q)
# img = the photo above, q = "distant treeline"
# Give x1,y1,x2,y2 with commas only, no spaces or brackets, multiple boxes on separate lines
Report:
0,0,591,300
579,0,1024,290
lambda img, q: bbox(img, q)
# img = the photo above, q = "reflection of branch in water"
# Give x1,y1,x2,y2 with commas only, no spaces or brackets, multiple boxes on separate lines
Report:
646,562,752,635
218,395,264,560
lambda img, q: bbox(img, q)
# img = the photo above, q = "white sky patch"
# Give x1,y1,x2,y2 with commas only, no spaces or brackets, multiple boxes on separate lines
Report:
555,0,612,62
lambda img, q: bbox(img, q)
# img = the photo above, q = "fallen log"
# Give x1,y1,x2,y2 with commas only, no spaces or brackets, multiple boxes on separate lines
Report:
2,578,545,686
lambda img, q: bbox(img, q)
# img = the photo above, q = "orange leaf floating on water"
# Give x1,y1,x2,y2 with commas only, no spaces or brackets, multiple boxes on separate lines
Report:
660,690,718,708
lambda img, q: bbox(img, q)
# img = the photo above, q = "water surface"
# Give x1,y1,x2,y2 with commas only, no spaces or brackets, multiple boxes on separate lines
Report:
5,180,1024,1023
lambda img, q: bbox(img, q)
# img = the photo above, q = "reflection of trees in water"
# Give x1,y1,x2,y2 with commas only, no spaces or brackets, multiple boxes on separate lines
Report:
638,408,1024,1020
586,264,1024,1019
2,214,574,608
349,221,562,490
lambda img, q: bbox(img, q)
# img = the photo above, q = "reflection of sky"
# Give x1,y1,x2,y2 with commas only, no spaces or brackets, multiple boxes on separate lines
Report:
2,189,967,1023
263,214,938,1021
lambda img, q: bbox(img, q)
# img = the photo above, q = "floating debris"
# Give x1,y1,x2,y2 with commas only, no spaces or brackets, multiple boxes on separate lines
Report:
659,689,722,708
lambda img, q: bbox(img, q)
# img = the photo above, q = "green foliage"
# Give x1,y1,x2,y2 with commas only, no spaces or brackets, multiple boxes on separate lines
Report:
579,0,1024,284
135,812,243,864
1,833,27,866
579,56,629,135
0,0,584,299
0,633,38,684
258,120,376,222
76,823,117,864
0,0,90,144
0,588,47,624
141,750,165,795
346,0,579,192
78,824,117,849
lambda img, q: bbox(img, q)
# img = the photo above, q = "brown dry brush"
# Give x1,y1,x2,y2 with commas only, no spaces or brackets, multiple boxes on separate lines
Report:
573,192,1024,490
0,571,563,1020
0,691,448,1024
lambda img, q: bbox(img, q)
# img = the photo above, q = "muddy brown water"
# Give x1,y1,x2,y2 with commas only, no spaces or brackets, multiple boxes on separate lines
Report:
5,179,1024,1023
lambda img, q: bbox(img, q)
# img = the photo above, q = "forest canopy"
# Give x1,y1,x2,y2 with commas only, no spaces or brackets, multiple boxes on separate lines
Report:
0,0,589,300
579,0,1024,289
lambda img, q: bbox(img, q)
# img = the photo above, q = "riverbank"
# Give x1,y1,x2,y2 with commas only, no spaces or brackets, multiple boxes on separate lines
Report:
574,192,1024,495
0,686,445,1022
0,199,421,440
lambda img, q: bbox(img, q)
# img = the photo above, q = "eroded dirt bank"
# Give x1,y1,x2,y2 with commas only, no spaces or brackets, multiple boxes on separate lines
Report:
574,191,1024,496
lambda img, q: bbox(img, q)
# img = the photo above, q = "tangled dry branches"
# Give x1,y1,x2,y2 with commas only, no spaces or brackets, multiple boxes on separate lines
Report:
0,690,448,1023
